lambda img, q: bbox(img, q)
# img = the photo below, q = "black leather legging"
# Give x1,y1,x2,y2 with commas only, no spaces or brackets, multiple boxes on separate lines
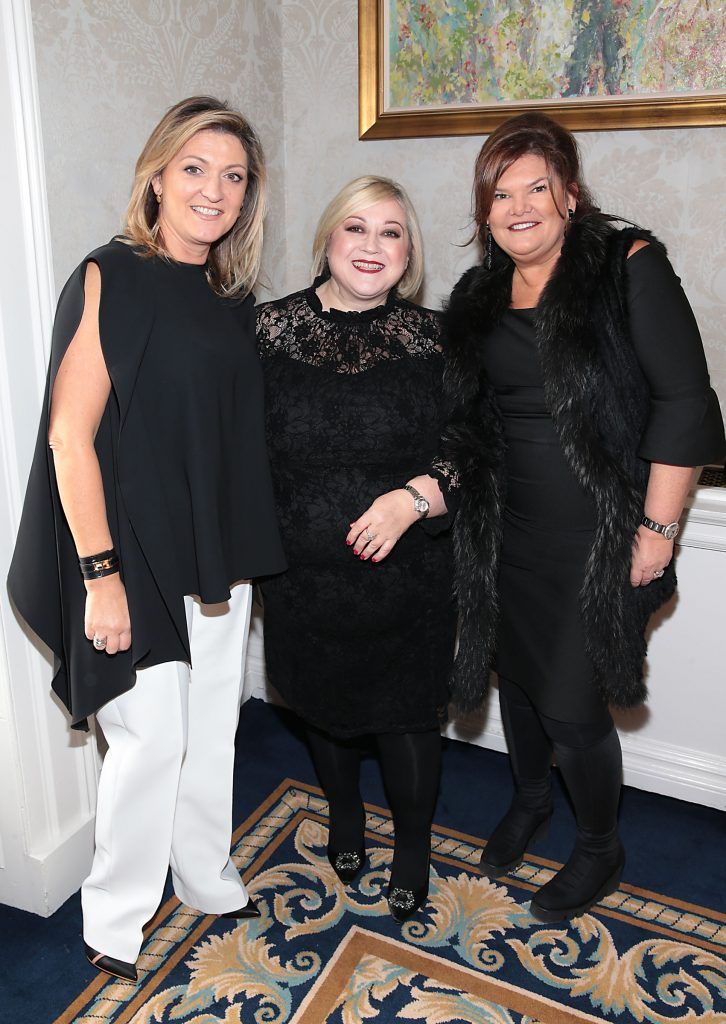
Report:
499,677,622,839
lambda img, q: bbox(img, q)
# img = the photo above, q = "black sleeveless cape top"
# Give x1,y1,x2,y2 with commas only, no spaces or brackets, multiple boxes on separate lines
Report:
8,240,285,727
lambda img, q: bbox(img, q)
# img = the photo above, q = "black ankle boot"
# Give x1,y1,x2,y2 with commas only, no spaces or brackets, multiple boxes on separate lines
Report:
530,828,625,922
480,798,553,878
532,727,624,921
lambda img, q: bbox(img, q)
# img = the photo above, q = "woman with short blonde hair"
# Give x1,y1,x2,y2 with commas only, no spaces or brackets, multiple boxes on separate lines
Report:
311,175,425,300
258,175,457,924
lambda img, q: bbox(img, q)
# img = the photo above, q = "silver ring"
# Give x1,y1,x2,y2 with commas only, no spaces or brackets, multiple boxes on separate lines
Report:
365,527,377,542
653,569,665,579
93,636,108,650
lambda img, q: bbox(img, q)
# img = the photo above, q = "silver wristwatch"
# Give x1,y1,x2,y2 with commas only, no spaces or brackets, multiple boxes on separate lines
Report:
404,484,430,519
641,515,680,541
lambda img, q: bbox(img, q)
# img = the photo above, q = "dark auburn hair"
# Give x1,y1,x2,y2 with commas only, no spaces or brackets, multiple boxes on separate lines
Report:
472,113,599,249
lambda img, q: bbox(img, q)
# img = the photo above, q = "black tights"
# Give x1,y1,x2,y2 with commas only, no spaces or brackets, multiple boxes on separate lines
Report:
306,726,441,889
498,678,622,841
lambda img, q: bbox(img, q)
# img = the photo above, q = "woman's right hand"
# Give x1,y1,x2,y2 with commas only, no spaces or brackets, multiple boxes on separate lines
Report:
84,574,132,654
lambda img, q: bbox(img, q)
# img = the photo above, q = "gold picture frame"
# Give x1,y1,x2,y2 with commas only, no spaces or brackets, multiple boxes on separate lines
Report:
359,0,726,140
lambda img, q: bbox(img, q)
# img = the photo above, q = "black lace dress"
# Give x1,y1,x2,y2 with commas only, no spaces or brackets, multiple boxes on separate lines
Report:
256,284,457,738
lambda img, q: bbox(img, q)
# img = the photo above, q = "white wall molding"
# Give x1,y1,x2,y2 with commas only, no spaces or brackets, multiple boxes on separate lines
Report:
618,733,726,807
247,622,726,812
444,700,726,811
680,485,726,553
0,0,97,915
242,606,270,704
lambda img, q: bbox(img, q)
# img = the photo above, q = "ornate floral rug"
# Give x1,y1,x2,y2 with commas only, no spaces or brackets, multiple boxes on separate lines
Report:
53,779,726,1024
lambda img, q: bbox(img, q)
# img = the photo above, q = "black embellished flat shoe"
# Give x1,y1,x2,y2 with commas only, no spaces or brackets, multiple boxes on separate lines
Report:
219,896,262,919
529,840,625,923
480,804,552,879
387,882,429,923
328,847,365,884
84,943,137,983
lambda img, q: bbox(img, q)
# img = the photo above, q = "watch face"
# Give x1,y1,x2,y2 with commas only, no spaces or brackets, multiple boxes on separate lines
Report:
664,523,680,541
414,497,429,514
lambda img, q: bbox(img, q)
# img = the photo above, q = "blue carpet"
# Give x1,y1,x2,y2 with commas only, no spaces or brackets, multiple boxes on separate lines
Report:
1,697,724,1023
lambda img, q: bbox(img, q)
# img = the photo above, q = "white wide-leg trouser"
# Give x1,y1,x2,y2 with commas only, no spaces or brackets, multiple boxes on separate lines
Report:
81,583,253,964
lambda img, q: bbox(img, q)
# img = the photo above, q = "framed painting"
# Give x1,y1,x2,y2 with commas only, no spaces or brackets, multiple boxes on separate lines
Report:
359,0,726,139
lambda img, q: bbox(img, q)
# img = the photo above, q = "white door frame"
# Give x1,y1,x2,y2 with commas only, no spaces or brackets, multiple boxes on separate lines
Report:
0,0,98,915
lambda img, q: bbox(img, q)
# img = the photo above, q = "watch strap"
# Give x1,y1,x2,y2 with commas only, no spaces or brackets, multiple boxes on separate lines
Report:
404,484,430,519
641,515,679,540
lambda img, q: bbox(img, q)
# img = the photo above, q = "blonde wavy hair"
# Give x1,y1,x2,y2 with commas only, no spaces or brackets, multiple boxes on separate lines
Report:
311,176,424,300
123,96,266,298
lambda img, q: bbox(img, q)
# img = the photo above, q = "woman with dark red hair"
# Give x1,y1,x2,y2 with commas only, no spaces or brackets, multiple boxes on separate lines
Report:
443,113,724,922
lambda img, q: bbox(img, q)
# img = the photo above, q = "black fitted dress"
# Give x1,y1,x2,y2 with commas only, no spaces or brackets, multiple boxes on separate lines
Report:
256,284,456,738
480,245,719,721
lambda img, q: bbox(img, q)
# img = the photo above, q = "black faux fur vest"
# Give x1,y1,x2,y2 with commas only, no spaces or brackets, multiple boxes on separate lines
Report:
442,215,677,713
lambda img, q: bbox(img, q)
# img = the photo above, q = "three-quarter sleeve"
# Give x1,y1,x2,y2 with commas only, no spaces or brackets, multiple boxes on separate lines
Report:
627,244,725,466
424,456,460,526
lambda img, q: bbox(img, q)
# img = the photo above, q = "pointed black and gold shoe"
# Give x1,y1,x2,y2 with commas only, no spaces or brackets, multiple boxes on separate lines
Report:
84,943,138,983
219,896,262,919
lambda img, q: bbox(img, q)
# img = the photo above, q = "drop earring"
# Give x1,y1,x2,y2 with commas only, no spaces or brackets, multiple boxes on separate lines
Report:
485,224,494,271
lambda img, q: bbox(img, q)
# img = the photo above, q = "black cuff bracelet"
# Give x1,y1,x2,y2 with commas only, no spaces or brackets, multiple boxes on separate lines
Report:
79,548,120,580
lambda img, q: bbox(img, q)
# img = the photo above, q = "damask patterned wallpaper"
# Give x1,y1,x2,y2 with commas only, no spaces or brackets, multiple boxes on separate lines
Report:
30,0,286,296
31,0,725,404
277,1,726,406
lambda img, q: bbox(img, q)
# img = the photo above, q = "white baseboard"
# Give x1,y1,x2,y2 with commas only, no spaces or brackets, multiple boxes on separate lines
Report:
2,816,95,916
244,629,726,811
443,708,726,812
618,734,726,810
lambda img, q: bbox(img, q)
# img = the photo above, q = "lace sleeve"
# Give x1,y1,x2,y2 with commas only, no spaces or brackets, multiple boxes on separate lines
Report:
430,453,460,506
254,302,278,358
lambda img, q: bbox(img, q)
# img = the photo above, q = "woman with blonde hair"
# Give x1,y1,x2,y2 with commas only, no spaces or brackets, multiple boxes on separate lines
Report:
9,96,285,980
257,175,457,923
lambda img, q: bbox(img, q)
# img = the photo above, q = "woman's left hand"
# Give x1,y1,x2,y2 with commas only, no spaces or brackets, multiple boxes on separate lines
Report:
630,525,673,587
347,489,419,562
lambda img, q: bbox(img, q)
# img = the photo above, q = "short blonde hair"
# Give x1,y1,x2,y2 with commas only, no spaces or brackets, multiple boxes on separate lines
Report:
123,96,266,298
311,176,424,300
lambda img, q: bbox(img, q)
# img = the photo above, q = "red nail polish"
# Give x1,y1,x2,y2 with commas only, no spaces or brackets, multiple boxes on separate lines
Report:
346,540,351,546
359,555,365,560
353,550,359,555
371,558,378,563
